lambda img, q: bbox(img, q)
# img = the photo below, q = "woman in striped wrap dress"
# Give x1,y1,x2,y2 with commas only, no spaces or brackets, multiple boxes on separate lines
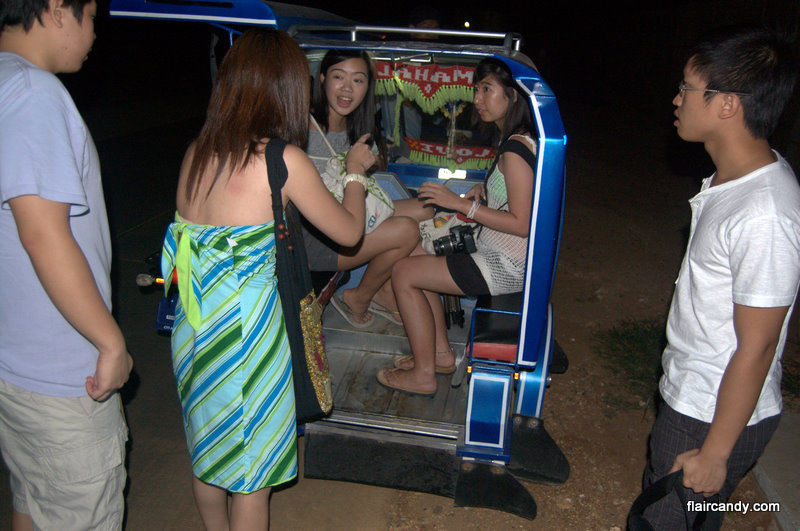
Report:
161,29,374,529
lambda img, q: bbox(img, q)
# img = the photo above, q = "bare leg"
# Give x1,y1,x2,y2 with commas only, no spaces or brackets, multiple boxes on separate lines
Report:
393,197,434,222
338,215,419,316
192,476,230,531
383,254,463,393
425,287,454,357
371,278,398,313
230,488,270,531
364,237,431,315
11,510,33,531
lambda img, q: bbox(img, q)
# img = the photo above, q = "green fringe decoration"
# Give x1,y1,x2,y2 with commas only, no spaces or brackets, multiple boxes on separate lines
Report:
375,75,474,115
396,79,474,115
375,77,398,97
392,92,404,145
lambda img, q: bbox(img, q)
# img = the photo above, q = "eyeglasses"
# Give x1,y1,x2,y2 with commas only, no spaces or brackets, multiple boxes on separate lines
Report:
678,81,750,98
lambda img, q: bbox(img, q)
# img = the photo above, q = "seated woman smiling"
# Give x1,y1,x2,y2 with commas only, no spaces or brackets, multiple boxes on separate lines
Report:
303,49,432,328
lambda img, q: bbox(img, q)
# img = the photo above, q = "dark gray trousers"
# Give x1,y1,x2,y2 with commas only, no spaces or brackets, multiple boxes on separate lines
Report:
640,400,780,530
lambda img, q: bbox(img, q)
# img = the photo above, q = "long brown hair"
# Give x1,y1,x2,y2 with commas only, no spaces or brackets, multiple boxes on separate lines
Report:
473,57,533,146
185,29,310,201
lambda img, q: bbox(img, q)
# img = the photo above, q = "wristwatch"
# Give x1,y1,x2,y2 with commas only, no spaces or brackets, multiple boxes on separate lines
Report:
343,173,368,190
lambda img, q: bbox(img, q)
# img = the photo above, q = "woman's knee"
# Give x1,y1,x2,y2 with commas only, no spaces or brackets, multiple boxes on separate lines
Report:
391,256,417,286
396,216,421,249
376,216,419,250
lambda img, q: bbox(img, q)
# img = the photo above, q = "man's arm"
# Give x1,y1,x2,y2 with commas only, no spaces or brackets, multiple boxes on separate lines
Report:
670,303,788,496
9,194,132,401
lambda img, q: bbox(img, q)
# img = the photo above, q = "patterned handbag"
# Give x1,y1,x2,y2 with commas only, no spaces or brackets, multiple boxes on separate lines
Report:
265,139,333,423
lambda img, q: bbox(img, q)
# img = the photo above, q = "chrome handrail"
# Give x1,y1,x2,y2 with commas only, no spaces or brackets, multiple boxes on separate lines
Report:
288,24,523,52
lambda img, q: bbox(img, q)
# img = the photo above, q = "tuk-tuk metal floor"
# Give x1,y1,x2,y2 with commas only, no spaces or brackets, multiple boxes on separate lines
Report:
318,300,473,439
303,303,474,498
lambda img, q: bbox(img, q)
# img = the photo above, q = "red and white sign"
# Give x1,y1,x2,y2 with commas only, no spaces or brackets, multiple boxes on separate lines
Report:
375,62,474,99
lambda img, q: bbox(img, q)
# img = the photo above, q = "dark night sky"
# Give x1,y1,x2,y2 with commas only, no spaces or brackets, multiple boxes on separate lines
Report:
68,0,800,154
89,0,798,106
51,0,800,238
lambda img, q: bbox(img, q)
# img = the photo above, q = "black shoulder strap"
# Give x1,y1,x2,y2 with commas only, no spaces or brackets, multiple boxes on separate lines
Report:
263,138,313,291
484,136,536,185
265,138,289,219
499,137,537,170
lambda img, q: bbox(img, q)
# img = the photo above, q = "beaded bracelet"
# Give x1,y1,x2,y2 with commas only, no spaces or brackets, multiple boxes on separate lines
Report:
343,173,368,191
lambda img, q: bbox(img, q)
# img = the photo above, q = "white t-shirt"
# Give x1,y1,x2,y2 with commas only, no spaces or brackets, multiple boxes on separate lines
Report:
660,152,800,425
0,53,111,397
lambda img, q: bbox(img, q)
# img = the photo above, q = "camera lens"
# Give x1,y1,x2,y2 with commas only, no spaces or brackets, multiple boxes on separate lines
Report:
433,234,455,256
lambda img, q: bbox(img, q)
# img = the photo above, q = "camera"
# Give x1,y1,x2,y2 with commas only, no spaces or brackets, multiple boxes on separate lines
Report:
433,225,477,256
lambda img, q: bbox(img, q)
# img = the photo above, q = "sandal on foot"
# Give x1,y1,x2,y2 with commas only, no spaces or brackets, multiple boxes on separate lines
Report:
330,292,373,329
394,354,456,374
376,368,436,397
368,301,403,326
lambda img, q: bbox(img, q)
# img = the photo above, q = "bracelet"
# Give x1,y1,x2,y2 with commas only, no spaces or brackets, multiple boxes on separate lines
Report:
466,200,480,219
343,173,368,191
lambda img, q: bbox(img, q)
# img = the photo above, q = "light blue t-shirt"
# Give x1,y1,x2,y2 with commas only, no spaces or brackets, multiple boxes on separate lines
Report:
0,52,112,397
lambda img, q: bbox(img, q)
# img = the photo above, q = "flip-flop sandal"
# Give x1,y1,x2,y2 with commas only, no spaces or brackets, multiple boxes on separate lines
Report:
368,301,403,326
376,368,436,397
393,354,456,374
330,292,373,329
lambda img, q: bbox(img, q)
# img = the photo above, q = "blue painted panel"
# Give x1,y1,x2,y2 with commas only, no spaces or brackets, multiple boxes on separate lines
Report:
490,56,566,370
514,304,553,417
109,0,351,30
465,370,512,448
110,0,278,26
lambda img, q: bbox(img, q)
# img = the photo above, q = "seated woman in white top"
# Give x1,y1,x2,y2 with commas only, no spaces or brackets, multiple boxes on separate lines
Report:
378,57,537,395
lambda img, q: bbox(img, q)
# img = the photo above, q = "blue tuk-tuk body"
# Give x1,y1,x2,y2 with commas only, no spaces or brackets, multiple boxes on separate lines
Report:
118,0,569,518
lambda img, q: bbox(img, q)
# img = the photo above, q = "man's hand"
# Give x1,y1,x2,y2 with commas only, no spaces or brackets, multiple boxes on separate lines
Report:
10,195,132,401
86,349,133,402
670,448,727,497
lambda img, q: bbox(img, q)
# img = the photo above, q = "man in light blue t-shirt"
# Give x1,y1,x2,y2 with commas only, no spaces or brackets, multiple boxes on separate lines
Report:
0,0,133,527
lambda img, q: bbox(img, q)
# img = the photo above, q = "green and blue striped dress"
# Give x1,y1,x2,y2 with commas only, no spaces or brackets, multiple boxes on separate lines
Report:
161,214,297,492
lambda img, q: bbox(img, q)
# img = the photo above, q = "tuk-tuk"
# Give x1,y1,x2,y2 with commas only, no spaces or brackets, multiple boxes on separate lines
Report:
120,0,569,518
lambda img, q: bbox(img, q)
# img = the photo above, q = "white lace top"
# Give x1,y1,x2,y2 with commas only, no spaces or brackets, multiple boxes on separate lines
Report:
472,134,537,295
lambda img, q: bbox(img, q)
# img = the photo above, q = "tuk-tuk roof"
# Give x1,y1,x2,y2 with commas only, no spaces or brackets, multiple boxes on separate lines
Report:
109,0,351,29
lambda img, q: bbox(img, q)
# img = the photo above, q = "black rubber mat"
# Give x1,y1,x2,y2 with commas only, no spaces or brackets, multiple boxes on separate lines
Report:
507,415,570,485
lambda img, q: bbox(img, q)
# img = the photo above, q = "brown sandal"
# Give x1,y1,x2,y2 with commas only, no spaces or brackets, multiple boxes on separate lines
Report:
377,368,436,397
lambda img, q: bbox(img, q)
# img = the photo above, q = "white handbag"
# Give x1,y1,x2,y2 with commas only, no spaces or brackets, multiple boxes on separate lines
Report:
310,115,394,234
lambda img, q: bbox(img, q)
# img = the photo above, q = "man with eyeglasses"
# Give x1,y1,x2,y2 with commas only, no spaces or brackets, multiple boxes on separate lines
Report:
635,27,800,529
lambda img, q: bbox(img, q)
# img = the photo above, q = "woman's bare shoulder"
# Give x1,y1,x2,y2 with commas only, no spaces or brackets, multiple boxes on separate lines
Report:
282,143,318,174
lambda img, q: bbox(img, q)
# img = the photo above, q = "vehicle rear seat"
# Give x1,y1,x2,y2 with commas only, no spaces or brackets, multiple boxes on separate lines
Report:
470,292,568,373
